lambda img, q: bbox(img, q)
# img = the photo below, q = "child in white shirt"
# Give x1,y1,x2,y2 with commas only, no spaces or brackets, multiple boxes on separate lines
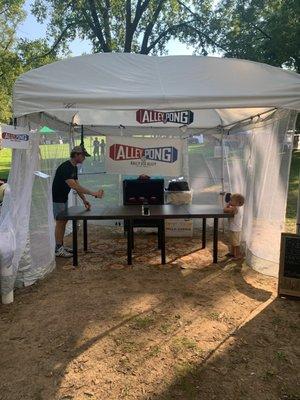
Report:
224,193,245,260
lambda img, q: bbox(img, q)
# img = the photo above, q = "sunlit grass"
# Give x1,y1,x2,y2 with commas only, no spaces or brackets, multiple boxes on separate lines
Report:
0,148,12,179
285,150,300,232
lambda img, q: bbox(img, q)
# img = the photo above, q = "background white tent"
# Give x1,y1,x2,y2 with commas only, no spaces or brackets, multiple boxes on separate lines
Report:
1,53,299,303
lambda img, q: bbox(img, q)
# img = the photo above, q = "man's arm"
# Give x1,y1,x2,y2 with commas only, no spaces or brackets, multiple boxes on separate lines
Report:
77,191,86,202
74,180,87,201
66,179,103,198
76,185,91,210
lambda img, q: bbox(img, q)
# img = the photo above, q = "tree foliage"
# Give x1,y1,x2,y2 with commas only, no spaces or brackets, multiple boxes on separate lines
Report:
189,0,300,72
1,0,299,122
31,0,299,71
0,0,57,122
31,0,215,54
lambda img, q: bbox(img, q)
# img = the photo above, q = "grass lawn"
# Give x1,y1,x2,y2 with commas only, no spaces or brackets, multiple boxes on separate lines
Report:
0,147,12,179
286,150,300,231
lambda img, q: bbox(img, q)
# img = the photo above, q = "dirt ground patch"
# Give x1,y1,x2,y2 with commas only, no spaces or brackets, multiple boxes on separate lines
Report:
0,227,299,400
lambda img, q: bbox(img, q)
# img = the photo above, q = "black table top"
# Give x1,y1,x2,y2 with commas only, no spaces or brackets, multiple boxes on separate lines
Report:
57,204,232,220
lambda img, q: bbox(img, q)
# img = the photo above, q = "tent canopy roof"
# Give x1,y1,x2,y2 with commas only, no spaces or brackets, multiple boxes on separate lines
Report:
13,53,300,129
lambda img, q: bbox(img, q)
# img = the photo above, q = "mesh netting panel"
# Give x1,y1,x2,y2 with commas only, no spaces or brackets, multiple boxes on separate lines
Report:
187,110,296,276
1,109,297,299
188,132,222,208
226,111,295,276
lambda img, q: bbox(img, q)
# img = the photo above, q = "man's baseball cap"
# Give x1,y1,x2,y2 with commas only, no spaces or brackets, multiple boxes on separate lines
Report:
71,145,91,157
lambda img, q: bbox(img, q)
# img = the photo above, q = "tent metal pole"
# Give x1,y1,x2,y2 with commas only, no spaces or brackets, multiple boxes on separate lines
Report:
80,124,84,146
224,108,277,131
69,121,77,207
221,128,225,196
182,137,189,183
182,107,277,140
220,127,225,232
297,168,300,235
118,126,124,206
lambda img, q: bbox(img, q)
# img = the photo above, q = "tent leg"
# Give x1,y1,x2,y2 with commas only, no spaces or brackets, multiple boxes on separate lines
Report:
182,137,189,183
118,126,124,206
2,290,14,304
220,128,225,232
297,169,300,235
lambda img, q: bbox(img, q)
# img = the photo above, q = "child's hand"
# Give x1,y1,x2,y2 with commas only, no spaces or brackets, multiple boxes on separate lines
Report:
224,204,237,214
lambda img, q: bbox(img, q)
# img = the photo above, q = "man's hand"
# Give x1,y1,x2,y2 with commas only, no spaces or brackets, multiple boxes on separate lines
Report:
94,189,104,199
84,200,91,210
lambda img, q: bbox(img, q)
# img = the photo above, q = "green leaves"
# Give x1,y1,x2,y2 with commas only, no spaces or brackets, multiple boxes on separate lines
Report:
0,0,57,122
209,0,300,71
29,0,210,54
1,0,298,122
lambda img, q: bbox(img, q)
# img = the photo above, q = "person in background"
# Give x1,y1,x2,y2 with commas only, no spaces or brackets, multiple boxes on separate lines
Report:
52,146,104,258
224,193,245,260
100,139,106,161
93,137,100,161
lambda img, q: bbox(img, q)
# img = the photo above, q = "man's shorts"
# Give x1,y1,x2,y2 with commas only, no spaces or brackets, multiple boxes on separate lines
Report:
229,231,242,247
53,202,68,220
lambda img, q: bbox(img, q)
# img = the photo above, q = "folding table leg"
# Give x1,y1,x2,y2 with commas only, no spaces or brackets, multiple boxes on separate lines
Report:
213,218,218,263
72,219,78,267
131,225,134,250
127,219,133,265
83,219,88,252
202,218,207,249
158,221,162,250
161,219,166,264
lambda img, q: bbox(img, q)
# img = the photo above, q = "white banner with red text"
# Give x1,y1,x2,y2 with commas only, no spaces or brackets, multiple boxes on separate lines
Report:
106,136,183,176
0,124,31,149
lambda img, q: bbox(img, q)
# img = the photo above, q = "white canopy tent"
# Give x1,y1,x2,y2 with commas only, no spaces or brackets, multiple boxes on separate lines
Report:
14,53,300,127
1,53,299,303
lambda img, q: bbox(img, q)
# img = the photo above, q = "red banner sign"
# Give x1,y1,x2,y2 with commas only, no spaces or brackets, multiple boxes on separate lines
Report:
136,109,194,125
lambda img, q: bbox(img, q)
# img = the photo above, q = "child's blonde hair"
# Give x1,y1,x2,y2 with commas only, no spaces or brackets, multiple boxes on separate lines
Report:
231,193,245,206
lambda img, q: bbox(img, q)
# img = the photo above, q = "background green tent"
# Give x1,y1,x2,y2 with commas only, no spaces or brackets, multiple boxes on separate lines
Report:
39,126,56,134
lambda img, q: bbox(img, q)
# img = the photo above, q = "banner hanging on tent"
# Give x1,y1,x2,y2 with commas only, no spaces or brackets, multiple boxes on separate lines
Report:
106,136,183,176
0,124,31,149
